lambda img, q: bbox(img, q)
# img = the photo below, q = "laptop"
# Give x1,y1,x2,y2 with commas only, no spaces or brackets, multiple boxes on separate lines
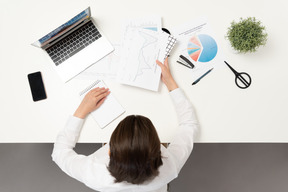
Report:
32,7,114,82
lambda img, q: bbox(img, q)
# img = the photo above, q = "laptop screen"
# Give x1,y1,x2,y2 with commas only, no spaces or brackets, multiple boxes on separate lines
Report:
32,7,90,48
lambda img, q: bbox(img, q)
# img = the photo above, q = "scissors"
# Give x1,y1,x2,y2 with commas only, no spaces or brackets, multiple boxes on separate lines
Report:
224,61,252,89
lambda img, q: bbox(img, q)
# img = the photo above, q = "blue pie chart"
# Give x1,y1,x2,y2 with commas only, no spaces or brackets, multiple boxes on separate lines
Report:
187,34,218,63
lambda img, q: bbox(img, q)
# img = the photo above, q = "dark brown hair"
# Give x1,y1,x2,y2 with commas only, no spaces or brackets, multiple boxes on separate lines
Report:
108,115,163,184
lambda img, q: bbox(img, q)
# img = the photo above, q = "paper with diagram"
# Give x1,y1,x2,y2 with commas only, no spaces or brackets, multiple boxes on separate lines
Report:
117,16,176,91
77,44,121,80
173,17,224,82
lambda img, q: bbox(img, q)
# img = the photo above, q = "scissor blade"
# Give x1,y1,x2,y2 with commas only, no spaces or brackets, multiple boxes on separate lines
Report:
224,61,238,74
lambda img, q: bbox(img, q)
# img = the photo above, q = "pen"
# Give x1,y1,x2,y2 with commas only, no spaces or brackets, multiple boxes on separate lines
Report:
192,68,214,85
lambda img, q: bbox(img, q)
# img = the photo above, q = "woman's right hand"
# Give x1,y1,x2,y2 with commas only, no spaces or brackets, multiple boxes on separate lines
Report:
74,87,110,119
156,58,178,91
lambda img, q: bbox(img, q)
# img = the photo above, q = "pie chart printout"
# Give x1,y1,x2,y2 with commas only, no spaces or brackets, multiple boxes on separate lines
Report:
187,34,218,63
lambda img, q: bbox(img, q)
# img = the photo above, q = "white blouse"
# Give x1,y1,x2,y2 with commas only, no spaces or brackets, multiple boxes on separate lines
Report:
52,88,199,192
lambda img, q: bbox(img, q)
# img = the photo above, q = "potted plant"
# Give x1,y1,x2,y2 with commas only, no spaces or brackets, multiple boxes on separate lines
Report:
226,17,268,53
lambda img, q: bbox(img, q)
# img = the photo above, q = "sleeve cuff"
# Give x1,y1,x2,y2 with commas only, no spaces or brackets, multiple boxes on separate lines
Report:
65,115,85,132
169,88,186,104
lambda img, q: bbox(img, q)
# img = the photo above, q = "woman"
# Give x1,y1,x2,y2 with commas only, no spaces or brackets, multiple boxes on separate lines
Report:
52,58,199,192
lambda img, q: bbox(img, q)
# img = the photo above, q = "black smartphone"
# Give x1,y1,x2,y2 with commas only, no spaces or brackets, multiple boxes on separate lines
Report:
27,71,47,102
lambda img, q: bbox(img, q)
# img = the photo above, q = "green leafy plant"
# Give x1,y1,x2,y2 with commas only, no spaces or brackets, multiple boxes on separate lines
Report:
226,17,268,53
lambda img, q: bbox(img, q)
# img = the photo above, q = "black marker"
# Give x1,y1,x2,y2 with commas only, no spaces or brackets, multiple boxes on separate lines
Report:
192,68,214,85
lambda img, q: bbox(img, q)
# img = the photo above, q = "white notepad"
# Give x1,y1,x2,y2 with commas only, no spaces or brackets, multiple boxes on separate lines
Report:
79,80,125,128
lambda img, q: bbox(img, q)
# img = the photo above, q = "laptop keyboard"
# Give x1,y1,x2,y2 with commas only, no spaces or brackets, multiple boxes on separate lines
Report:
46,21,102,66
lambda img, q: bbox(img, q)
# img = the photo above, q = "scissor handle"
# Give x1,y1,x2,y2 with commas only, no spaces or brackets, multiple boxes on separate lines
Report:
235,72,252,89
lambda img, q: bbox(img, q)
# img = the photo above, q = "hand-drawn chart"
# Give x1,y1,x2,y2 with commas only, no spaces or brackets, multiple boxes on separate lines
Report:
117,17,162,91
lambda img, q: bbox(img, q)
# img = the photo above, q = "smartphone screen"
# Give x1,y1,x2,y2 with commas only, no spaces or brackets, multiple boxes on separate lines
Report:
28,71,47,101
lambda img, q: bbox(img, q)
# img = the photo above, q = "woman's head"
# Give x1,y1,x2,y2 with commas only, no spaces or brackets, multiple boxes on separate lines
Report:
108,115,163,184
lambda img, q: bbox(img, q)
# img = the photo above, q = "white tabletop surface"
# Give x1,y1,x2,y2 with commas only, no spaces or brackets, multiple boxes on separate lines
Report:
1,0,288,142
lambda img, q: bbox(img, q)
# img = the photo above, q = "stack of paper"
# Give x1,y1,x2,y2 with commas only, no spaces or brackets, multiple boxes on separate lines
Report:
78,44,121,81
77,16,176,92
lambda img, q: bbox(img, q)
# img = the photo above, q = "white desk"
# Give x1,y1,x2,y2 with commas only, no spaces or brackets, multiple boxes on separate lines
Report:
1,0,288,142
